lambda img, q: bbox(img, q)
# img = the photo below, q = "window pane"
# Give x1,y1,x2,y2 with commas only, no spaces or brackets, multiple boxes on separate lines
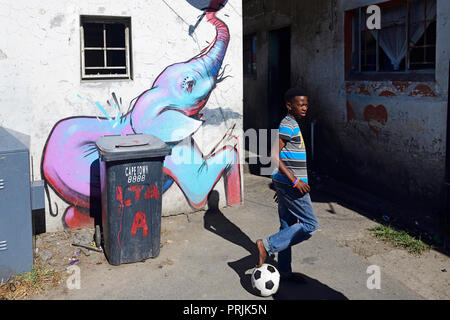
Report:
85,50,104,67
409,0,436,25
361,31,377,71
378,47,402,71
377,25,406,71
107,50,126,67
426,21,437,44
84,23,104,47
106,24,125,47
409,21,436,70
408,0,436,70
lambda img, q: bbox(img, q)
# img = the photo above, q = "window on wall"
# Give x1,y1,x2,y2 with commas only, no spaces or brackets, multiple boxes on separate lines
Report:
243,34,257,78
80,16,132,80
346,0,436,79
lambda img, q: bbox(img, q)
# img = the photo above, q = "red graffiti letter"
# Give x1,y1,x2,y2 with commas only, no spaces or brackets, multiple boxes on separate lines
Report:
131,211,148,237
116,186,124,207
116,186,132,207
144,184,160,200
129,186,144,200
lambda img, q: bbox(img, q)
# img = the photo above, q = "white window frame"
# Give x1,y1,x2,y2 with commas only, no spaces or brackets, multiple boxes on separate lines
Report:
80,16,132,80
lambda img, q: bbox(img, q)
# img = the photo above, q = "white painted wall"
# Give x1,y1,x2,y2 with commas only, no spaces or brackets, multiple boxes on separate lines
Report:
0,0,243,231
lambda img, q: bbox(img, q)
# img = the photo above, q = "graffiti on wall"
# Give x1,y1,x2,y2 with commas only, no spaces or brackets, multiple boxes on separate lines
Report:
345,81,438,98
41,1,241,229
345,80,439,135
346,100,388,134
363,104,388,134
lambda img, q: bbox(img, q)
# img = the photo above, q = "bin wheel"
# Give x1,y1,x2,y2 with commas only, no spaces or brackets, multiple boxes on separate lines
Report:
95,225,102,248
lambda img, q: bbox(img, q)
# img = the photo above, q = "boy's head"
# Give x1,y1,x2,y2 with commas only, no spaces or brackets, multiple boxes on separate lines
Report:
284,88,309,120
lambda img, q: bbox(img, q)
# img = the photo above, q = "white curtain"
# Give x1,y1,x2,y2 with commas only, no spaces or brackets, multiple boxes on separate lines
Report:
370,0,436,70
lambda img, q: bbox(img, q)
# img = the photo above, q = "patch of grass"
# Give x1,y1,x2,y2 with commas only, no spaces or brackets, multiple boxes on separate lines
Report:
369,225,433,255
0,261,62,300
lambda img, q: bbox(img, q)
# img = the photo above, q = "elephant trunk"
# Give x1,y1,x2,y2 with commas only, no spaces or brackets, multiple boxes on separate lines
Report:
129,11,230,135
194,11,230,78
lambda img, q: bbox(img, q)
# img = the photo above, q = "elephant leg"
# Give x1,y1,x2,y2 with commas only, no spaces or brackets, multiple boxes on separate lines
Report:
221,133,242,206
163,143,241,209
63,206,94,229
42,117,126,229
42,118,108,208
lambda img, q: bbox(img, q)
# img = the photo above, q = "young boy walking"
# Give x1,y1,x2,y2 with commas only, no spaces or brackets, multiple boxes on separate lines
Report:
256,88,319,281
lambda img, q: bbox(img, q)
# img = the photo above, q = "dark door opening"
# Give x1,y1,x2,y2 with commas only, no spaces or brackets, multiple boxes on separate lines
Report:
268,27,291,131
445,60,450,231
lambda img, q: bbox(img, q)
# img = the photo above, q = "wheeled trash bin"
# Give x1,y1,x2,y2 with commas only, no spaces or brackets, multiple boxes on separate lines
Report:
96,134,171,266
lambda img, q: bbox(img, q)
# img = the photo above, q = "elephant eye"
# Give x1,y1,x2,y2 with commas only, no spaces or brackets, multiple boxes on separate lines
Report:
186,80,194,93
182,77,195,93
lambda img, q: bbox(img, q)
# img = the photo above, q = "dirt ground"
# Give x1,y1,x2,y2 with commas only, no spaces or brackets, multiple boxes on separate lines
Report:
7,214,446,300
312,199,450,301
0,228,106,300
1,174,449,300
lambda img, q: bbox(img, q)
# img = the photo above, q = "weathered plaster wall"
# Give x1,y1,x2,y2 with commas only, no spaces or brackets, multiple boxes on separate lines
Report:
244,0,449,218
1,0,243,231
336,0,449,212
343,81,446,208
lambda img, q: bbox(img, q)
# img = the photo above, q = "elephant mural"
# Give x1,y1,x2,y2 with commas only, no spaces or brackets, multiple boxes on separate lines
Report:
41,2,242,229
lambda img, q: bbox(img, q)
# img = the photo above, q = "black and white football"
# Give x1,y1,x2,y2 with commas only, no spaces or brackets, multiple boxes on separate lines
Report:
251,264,280,297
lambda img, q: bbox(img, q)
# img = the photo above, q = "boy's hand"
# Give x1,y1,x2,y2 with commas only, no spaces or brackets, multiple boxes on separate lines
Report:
295,181,311,195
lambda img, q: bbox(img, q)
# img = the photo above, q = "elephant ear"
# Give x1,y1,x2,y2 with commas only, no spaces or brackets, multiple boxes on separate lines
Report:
147,109,203,143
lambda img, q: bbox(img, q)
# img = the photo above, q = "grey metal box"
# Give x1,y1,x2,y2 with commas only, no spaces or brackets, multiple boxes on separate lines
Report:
0,127,33,282
31,180,46,235
31,180,45,211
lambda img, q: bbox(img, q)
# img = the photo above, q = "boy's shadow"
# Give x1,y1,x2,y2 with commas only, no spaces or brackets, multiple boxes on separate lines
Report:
204,191,275,295
204,190,348,300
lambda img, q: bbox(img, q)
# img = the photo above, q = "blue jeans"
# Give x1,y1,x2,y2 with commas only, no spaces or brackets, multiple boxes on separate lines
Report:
262,180,319,277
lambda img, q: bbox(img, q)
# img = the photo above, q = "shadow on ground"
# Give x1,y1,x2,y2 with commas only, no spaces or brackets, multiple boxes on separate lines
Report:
265,171,450,257
247,155,449,256
273,273,348,300
204,190,348,300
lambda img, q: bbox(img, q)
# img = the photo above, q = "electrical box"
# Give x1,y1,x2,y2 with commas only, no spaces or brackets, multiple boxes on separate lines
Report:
0,127,34,282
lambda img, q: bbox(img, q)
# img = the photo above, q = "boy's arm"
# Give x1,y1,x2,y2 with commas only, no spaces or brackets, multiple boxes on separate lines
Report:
271,138,310,195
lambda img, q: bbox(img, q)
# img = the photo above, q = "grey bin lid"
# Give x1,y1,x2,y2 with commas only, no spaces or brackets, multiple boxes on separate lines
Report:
0,127,30,154
96,134,171,162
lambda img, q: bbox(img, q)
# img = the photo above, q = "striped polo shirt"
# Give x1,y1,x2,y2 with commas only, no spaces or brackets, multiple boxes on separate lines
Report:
272,116,308,185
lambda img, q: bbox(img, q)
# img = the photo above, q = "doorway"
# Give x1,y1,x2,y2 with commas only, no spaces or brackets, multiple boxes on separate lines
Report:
268,26,291,130
445,60,450,229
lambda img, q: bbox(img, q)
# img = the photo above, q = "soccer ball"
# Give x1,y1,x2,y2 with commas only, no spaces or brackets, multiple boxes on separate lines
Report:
251,264,280,297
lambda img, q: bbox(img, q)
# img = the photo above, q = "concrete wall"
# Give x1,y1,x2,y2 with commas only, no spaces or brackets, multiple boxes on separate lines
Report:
244,0,449,221
0,0,243,232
